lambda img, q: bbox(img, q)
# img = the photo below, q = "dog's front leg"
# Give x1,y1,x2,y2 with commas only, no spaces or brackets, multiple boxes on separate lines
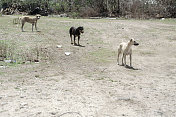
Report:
78,36,80,45
130,54,132,67
74,35,76,45
35,22,37,31
32,23,34,32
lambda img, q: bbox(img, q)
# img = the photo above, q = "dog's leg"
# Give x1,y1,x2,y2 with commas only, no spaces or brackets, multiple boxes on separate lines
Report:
130,54,132,67
78,36,80,45
124,54,126,66
70,34,73,44
32,23,34,32
35,22,37,31
118,45,122,65
122,53,124,65
21,22,25,32
117,51,121,65
117,53,119,65
74,35,76,45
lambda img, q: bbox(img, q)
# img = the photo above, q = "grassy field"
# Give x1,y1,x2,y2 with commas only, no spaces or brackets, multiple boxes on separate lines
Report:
0,15,176,117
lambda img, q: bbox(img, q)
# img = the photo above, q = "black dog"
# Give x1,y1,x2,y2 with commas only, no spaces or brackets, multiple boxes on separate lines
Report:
69,26,84,45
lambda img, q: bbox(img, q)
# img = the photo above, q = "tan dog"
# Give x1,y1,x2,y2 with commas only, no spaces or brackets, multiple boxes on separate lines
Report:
21,14,41,32
117,38,139,67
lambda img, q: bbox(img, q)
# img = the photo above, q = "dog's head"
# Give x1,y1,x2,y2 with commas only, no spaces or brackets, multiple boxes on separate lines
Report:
36,14,41,19
77,26,84,33
130,38,139,46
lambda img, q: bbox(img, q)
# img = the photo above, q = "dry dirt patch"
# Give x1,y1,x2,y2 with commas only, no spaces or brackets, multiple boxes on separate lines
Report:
0,16,176,117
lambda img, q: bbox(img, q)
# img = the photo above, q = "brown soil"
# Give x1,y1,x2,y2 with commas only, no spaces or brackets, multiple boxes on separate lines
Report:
0,16,176,117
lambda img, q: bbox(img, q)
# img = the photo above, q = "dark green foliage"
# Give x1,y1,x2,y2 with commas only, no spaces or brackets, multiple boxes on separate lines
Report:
0,0,176,18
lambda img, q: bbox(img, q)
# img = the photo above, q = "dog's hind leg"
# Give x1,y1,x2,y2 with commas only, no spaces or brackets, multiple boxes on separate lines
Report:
124,54,127,66
118,45,122,65
117,50,121,65
122,53,124,65
21,22,25,32
117,53,119,65
69,27,74,44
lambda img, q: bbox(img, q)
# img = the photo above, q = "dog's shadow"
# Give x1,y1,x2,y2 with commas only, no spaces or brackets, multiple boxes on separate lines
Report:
119,64,140,70
125,65,139,70
22,31,41,32
73,44,85,47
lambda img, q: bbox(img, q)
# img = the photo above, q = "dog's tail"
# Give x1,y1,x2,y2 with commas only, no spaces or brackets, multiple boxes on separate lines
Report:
117,44,123,64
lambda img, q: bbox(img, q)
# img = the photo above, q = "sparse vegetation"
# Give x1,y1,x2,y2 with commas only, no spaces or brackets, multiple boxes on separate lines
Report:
0,16,176,117
88,48,116,63
0,39,54,67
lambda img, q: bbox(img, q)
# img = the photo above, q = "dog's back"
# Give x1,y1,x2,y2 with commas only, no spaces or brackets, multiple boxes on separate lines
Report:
21,15,40,24
118,42,128,54
21,16,35,23
69,26,84,36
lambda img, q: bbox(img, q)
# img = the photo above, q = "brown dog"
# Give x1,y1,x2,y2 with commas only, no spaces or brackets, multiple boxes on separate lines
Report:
21,14,41,32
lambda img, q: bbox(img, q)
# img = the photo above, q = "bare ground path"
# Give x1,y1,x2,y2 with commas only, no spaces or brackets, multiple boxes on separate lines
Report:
0,16,176,117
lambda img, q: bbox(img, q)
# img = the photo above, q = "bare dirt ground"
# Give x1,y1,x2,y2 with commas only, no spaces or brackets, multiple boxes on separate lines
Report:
0,16,176,117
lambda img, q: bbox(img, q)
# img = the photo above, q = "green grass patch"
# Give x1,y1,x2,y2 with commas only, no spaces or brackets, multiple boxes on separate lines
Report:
88,48,116,63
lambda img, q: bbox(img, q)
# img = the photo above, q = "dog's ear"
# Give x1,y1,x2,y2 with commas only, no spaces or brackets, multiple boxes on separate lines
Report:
130,38,134,42
79,26,83,29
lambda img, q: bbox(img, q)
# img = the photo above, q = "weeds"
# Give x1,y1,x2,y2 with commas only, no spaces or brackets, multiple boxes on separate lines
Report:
0,40,15,61
0,40,52,66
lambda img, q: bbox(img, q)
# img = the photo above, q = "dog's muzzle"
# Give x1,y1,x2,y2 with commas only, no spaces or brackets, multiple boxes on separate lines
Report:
134,43,139,46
